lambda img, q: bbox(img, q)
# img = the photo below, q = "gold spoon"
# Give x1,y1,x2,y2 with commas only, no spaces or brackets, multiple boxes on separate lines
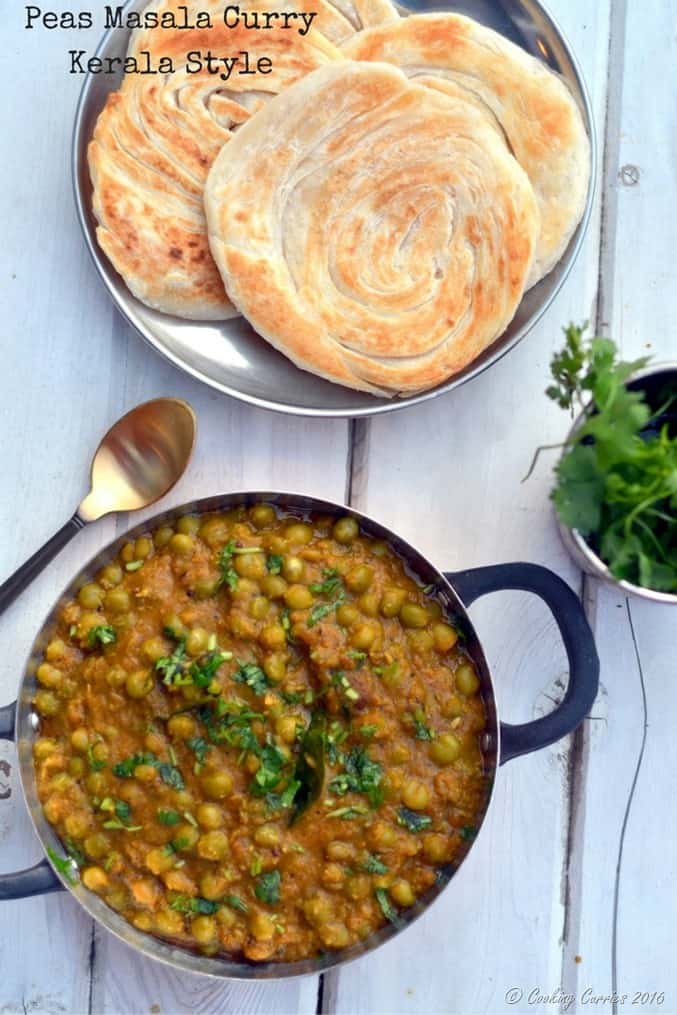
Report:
0,398,196,616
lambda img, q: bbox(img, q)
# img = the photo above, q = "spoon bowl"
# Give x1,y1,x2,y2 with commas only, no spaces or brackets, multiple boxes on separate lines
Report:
0,398,197,616
78,399,197,521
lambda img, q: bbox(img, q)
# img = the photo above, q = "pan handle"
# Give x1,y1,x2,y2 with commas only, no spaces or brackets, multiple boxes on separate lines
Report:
0,700,63,899
444,563,599,764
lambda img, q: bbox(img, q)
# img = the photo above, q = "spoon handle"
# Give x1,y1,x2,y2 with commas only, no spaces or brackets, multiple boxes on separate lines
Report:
0,514,87,617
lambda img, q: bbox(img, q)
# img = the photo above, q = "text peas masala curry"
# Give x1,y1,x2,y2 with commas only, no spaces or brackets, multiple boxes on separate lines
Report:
33,505,488,962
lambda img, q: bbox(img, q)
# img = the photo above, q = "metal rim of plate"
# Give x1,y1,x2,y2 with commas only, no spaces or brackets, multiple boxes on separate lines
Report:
72,0,597,418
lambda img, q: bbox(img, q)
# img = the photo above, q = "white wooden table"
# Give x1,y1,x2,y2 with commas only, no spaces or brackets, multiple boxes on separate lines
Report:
1,2,675,1013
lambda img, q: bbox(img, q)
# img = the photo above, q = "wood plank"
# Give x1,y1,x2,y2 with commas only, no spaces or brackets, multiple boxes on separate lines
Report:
0,15,117,1013
324,0,612,1010
561,0,677,1005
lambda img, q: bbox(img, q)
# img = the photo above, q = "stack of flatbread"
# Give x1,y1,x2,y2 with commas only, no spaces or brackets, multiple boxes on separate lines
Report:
90,3,590,395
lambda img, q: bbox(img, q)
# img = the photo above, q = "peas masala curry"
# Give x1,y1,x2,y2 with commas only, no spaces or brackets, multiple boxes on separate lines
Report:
33,505,489,963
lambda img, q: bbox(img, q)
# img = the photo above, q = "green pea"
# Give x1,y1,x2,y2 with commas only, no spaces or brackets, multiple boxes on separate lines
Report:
285,584,314,610
141,636,168,663
263,653,286,683
104,588,130,614
399,603,430,629
199,516,229,548
336,603,359,628
186,628,209,657
33,690,59,716
345,565,374,593
194,578,219,599
250,596,271,620
333,517,359,545
134,537,153,559
169,533,194,556
250,504,276,529
201,770,233,800
282,556,305,582
78,583,103,609
456,662,480,696
429,733,462,766
380,587,407,618
106,665,128,689
261,575,287,599
351,621,381,650
99,563,123,589
358,592,380,617
164,614,188,640
176,516,200,535
285,522,313,546
36,663,62,689
126,669,153,698
235,552,266,580
154,525,174,548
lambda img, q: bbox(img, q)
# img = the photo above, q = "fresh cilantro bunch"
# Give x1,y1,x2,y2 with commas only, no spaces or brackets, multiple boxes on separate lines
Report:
548,324,677,592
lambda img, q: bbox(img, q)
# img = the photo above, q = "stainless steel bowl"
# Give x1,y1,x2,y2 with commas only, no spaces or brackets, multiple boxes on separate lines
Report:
0,492,599,978
557,362,677,605
72,0,596,417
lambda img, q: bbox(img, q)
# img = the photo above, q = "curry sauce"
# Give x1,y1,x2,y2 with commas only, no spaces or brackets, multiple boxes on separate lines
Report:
33,505,488,962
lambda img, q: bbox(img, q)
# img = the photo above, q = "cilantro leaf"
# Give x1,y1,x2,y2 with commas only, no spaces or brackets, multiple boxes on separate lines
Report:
157,809,181,826
47,847,78,886
362,854,388,875
224,894,248,913
375,887,404,928
328,747,383,809
266,554,283,575
397,806,433,833
255,869,281,906
216,541,239,592
87,625,116,649
309,568,342,596
547,323,677,591
234,661,270,696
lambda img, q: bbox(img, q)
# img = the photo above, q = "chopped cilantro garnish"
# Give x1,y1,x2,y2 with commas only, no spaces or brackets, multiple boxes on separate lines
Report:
459,825,477,841
309,568,342,597
170,895,219,915
189,651,230,688
156,640,188,687
266,554,283,575
87,625,116,649
308,593,345,628
224,894,248,913
112,752,157,778
250,740,287,796
157,762,184,791
112,751,183,790
186,736,211,772
327,806,368,820
412,709,434,741
397,807,433,833
375,887,404,928
255,869,281,906
47,847,77,885
157,809,181,826
266,779,301,812
234,660,270,696
328,747,383,808
362,854,388,875
86,743,107,772
216,541,239,592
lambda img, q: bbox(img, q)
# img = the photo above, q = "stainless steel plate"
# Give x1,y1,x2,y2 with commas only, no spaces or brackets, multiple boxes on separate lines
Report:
73,0,596,417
